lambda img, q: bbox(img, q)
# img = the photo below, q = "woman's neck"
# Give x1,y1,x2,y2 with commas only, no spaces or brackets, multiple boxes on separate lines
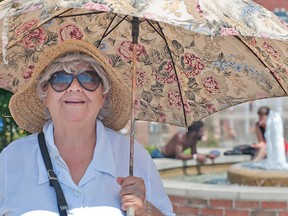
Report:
52,121,97,185
53,120,96,148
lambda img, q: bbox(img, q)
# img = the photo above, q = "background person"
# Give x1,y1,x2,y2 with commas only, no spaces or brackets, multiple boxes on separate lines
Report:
251,106,270,161
154,121,219,163
0,40,174,216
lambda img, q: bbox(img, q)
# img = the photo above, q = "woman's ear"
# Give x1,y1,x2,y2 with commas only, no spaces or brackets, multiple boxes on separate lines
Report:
102,92,107,100
43,83,49,92
42,84,49,106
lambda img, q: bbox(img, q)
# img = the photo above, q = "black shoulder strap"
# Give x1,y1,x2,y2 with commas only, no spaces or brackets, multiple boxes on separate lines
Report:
38,132,68,216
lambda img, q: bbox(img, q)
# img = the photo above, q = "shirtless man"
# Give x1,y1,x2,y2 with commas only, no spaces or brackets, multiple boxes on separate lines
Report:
161,121,215,163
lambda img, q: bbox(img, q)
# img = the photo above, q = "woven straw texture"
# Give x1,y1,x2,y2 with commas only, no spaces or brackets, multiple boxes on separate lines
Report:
9,40,132,133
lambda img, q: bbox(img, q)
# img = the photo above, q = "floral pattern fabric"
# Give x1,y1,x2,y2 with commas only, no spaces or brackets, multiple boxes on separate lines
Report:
0,0,288,128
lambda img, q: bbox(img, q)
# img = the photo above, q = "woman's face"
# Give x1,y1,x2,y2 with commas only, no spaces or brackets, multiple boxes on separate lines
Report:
44,65,106,125
258,113,268,127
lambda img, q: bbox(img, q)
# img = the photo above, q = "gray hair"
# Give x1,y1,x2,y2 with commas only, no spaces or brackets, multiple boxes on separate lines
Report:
36,51,112,121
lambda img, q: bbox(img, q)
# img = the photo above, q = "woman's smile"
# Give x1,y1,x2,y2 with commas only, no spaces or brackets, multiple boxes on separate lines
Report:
63,98,86,104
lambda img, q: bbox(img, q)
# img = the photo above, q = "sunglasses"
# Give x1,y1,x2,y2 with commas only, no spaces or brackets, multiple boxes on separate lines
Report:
48,70,102,92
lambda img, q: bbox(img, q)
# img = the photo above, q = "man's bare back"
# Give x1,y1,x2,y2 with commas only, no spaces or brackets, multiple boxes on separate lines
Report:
161,132,186,158
159,121,215,162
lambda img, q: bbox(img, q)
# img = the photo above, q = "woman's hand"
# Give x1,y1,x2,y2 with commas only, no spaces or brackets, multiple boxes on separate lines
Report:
117,176,147,215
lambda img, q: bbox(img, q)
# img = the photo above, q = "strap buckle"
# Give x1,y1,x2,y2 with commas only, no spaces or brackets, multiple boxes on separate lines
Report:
60,205,68,211
48,169,58,181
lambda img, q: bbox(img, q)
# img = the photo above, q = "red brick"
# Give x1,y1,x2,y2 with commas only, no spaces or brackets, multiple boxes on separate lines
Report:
235,201,259,209
200,208,224,216
176,206,199,215
177,214,198,216
172,204,179,214
279,211,288,216
188,198,208,207
210,199,233,208
251,210,277,216
262,201,287,209
226,209,250,216
169,195,187,206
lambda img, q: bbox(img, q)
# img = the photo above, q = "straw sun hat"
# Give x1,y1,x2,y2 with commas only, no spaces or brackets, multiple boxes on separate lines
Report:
9,39,132,133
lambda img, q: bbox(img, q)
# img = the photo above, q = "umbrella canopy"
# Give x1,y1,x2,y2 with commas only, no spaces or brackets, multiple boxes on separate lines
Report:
0,0,288,129
1,2,288,214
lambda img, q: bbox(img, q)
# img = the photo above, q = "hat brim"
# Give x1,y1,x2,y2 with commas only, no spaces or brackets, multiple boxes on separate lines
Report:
9,39,132,133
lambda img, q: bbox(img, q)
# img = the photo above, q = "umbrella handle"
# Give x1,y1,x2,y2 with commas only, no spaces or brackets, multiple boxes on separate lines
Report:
126,207,135,216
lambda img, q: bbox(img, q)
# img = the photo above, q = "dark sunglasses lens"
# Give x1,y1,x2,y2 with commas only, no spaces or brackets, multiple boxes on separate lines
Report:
49,71,73,92
78,71,102,91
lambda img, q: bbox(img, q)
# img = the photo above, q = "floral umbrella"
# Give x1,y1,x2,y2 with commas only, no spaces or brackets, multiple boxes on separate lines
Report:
0,0,288,128
0,0,287,129
0,1,288,213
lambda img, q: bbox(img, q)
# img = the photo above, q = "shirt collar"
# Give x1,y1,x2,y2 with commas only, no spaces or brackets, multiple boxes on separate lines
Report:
92,120,117,177
38,120,117,185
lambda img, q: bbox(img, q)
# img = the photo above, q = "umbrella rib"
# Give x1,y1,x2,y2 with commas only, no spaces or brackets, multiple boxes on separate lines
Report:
237,36,288,94
57,11,129,44
4,8,75,51
99,15,142,39
96,13,118,48
56,11,104,18
102,15,128,37
97,15,128,48
147,20,188,127
145,20,165,39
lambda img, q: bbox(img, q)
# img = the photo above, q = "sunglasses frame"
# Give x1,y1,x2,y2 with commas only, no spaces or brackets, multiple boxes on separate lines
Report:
48,70,102,92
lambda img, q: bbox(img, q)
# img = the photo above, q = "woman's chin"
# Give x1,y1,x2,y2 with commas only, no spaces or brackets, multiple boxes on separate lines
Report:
58,114,93,124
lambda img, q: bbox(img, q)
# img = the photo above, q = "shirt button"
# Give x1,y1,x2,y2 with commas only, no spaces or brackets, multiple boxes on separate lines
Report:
74,190,81,197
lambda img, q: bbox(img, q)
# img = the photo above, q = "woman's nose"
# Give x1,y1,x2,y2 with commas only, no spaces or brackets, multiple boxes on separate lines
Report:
67,77,83,92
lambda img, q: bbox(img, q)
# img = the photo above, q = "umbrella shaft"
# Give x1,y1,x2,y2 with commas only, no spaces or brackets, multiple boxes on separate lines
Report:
132,17,140,44
129,42,138,177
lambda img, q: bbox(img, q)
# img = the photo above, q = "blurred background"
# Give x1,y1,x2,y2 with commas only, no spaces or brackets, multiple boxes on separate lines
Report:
129,97,288,150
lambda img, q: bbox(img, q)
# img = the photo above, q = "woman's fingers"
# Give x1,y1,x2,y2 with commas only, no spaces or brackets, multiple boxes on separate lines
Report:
120,195,143,210
117,176,146,211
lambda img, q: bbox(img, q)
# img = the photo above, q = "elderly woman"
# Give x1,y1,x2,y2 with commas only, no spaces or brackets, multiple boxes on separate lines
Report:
0,40,174,216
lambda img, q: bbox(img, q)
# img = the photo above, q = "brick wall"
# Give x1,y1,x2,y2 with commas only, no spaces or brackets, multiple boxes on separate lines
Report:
169,195,288,216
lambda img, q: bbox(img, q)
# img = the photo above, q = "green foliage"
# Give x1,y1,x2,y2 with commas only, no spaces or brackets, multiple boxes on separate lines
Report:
145,145,157,154
0,89,29,152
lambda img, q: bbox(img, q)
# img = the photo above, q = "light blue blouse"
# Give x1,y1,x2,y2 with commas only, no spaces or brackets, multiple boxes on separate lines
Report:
0,120,174,216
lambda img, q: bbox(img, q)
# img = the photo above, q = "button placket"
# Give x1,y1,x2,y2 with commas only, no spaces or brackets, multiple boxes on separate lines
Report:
74,189,82,197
